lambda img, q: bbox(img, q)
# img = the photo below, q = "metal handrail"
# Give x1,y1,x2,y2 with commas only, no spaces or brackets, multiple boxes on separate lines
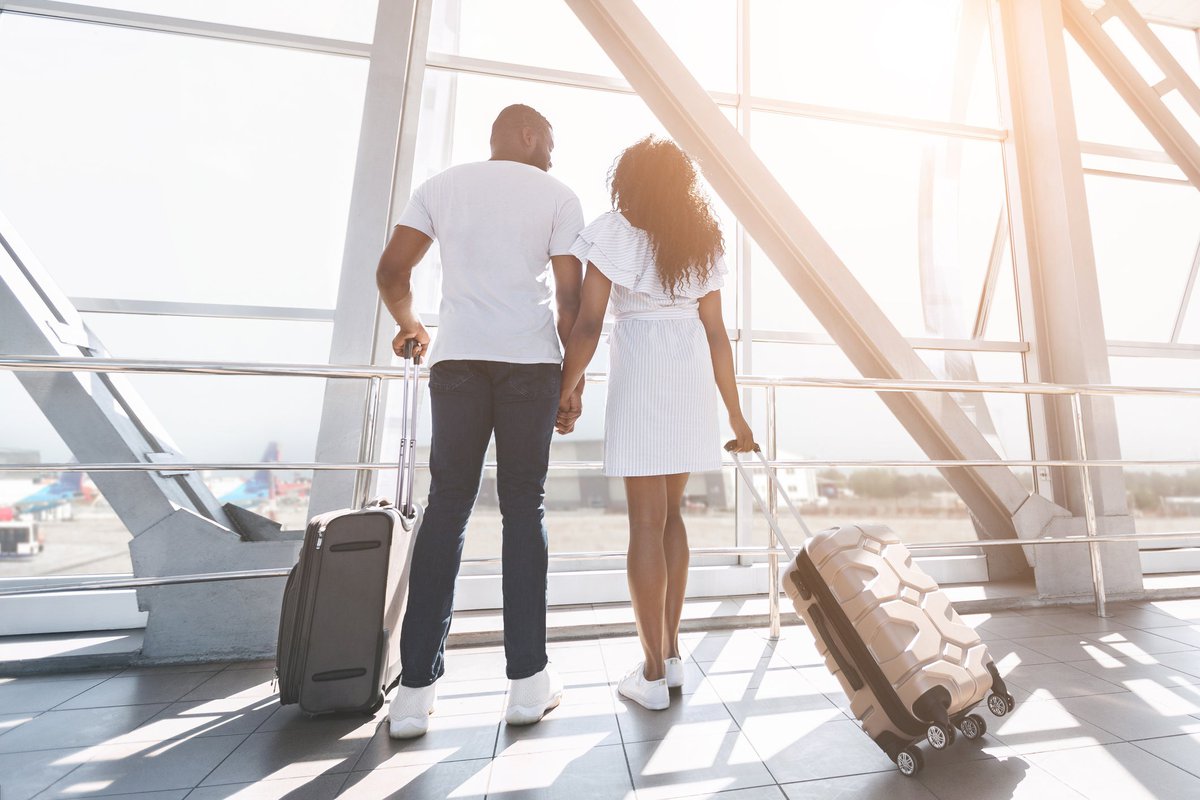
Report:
3,530,1199,598
5,457,1200,473
4,353,1197,620
6,353,1200,398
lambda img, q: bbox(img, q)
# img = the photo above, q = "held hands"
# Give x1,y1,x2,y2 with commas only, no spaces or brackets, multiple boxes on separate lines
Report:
723,415,757,453
556,388,583,435
392,321,430,363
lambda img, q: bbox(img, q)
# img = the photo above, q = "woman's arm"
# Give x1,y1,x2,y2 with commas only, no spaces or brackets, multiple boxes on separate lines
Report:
558,263,612,432
698,290,755,452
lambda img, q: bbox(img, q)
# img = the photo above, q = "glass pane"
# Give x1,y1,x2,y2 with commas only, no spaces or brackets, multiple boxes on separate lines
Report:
429,0,737,92
1066,32,1160,149
0,314,329,579
750,114,1010,339
1086,175,1200,342
72,1,378,42
1109,356,1200,543
750,0,1000,125
1151,23,1200,84
985,241,1021,342
0,15,367,309
407,69,740,323
749,343,999,544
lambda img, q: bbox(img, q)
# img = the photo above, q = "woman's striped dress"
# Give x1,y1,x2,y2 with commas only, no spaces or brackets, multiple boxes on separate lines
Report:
570,211,727,478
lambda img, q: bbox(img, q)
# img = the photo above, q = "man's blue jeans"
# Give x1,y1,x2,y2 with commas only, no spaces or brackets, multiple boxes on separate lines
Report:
399,359,561,686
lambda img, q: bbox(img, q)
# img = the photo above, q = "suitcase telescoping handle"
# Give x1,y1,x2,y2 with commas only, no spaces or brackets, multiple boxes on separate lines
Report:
730,447,813,561
395,339,421,517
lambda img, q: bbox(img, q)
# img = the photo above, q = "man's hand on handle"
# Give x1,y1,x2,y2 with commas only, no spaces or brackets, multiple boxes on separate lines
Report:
392,321,431,363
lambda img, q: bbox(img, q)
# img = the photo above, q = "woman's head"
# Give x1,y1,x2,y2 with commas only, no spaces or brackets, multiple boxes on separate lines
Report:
609,136,724,298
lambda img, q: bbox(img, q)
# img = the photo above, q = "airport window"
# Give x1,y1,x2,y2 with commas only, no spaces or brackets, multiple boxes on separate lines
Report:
66,0,379,42
0,13,367,310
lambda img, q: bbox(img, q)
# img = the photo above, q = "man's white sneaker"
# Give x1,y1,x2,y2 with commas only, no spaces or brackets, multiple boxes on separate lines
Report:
388,683,436,739
664,657,684,690
505,666,563,725
618,663,669,711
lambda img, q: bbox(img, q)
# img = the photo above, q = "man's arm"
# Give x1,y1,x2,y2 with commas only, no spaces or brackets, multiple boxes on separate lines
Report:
552,254,585,433
377,224,434,360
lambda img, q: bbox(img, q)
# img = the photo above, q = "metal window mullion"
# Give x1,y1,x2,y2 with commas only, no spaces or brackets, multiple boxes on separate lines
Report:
309,0,428,517
735,0,755,563
70,297,336,322
988,0,1054,501
1170,236,1200,343
0,0,371,57
972,211,1010,340
423,53,1009,142
368,0,434,501
424,52,739,106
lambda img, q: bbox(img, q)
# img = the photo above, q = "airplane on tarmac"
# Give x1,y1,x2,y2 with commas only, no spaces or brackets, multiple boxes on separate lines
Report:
12,471,92,516
217,442,310,509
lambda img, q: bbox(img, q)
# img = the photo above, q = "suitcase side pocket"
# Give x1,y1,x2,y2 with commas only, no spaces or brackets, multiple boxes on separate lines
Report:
276,565,301,705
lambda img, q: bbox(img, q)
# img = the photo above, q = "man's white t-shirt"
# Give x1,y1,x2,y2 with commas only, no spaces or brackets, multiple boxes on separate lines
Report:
395,160,584,367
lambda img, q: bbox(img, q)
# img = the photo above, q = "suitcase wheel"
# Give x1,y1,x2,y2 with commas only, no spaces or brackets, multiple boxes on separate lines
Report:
959,713,986,740
896,746,924,777
987,692,1015,718
926,721,956,750
365,694,385,716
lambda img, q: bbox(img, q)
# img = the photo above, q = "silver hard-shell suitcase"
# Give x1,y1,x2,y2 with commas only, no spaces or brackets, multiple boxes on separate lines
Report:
275,344,423,716
732,449,1015,777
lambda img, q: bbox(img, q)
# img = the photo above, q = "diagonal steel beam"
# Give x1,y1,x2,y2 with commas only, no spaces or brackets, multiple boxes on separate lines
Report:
1063,0,1200,188
0,211,235,535
565,0,1064,564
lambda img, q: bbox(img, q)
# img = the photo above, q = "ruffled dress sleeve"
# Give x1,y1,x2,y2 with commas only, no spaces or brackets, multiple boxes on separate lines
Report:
569,211,729,300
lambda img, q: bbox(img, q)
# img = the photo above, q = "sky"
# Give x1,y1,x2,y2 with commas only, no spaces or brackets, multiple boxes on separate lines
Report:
3,0,1200,475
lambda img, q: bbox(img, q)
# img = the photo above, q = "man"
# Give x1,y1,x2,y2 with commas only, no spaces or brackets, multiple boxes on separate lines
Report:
376,104,585,738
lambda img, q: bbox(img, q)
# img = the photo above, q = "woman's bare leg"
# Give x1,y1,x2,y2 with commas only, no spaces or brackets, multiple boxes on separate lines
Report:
662,473,690,662
624,475,668,681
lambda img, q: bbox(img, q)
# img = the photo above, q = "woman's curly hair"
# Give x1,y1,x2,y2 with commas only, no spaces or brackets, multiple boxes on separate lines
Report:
609,136,724,299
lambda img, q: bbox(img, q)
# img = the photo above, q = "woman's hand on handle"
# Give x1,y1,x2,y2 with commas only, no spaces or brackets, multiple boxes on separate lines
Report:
724,415,757,453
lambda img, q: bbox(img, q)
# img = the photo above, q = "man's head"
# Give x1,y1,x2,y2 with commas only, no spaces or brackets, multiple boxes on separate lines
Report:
489,104,554,171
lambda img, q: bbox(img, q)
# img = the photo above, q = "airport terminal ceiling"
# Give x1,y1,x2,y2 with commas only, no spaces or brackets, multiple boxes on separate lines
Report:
1,0,1200,626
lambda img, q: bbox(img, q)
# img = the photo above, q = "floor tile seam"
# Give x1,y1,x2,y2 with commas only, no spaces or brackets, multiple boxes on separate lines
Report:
594,636,632,749
1050,693,1192,743
25,750,95,800
51,696,213,713
44,670,126,712
0,709,42,745
1126,736,1200,782
341,715,385,774
186,730,256,793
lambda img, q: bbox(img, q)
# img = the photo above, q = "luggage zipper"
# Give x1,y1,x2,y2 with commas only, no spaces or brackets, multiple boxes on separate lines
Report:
795,550,927,737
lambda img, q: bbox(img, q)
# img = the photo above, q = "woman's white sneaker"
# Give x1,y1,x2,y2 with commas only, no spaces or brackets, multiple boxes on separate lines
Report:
388,683,436,739
618,663,669,710
664,657,684,690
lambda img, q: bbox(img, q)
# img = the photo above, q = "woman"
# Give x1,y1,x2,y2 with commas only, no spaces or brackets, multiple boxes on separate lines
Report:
559,136,755,711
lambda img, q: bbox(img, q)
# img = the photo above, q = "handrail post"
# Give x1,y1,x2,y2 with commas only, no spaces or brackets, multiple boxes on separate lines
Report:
767,385,781,639
1070,391,1109,618
352,375,383,509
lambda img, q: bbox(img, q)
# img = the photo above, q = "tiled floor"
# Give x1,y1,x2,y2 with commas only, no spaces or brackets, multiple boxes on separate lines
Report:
5,599,1200,799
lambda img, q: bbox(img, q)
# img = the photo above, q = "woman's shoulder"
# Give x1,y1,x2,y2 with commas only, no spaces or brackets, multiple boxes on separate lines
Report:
578,210,643,238
570,212,657,291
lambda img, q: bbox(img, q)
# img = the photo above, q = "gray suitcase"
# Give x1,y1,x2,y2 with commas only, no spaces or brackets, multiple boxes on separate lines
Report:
275,345,422,716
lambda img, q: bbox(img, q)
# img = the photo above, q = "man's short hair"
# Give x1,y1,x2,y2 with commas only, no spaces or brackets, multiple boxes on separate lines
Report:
490,104,551,146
